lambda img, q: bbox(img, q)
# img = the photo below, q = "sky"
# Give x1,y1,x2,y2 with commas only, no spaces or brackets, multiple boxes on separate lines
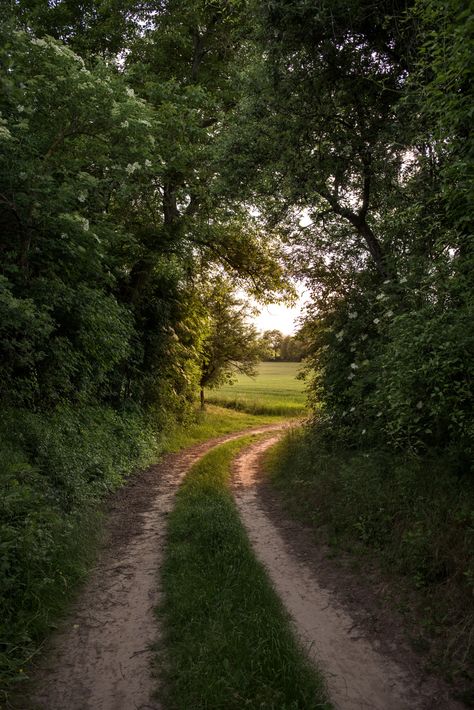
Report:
252,290,309,335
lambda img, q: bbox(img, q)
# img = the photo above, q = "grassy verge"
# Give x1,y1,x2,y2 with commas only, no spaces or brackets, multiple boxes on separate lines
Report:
264,427,474,704
0,404,282,705
159,435,330,710
206,395,305,417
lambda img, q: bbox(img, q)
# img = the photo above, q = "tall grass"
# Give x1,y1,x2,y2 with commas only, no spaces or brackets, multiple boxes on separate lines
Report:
159,435,331,709
206,395,305,417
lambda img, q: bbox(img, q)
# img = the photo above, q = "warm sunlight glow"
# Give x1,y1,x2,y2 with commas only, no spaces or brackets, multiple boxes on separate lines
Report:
253,291,309,335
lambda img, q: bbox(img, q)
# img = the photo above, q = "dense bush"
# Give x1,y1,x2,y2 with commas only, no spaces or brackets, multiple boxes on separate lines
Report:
303,268,474,462
295,0,474,462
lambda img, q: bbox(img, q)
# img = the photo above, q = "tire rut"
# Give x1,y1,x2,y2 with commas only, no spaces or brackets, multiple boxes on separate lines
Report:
232,435,464,710
27,423,286,710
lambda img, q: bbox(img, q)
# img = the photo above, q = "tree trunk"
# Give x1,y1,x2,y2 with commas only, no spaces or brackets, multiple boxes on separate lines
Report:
200,387,206,410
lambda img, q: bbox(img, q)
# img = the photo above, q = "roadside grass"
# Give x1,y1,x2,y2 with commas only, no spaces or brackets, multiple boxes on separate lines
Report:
0,405,283,706
207,362,307,417
264,427,474,703
162,404,286,452
158,435,331,710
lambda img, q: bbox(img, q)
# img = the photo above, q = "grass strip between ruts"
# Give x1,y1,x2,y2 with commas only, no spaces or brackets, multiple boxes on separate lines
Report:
158,434,331,710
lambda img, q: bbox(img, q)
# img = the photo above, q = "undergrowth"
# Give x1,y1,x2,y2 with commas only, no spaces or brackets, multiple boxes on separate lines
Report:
159,436,330,710
265,426,474,704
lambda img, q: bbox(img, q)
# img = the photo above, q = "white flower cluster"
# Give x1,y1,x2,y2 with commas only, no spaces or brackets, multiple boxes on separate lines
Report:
126,162,141,174
30,37,48,47
0,125,12,141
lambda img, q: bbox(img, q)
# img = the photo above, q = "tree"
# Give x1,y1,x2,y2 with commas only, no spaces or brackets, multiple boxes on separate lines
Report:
218,0,473,457
199,282,263,409
261,330,284,360
280,335,305,362
1,3,289,418
220,0,416,281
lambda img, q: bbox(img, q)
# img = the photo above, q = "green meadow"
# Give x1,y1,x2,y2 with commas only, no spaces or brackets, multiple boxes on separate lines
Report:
206,361,307,416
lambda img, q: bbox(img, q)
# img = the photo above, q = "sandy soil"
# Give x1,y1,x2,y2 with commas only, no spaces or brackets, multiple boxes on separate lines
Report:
232,435,464,710
27,423,286,710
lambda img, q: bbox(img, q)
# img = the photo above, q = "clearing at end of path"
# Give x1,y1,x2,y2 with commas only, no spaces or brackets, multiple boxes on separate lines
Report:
232,435,465,710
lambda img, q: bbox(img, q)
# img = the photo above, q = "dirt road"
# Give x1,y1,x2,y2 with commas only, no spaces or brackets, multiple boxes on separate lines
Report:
29,425,463,710
29,424,285,710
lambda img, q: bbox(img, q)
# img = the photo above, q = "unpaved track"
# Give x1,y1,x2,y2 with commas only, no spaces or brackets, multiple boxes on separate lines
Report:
233,435,464,710
29,424,286,710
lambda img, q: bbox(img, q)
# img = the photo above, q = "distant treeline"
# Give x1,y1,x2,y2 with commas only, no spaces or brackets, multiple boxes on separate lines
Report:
258,330,305,362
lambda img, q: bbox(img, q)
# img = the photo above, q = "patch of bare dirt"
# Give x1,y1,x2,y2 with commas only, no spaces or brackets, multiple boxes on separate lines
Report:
232,436,465,710
26,423,286,710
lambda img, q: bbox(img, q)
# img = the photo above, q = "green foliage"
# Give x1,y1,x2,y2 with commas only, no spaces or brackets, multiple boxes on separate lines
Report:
0,28,155,407
266,427,474,686
302,270,474,458
1,7,291,415
412,0,473,236
0,9,291,702
259,331,305,362
160,436,331,709
221,0,473,460
199,280,264,402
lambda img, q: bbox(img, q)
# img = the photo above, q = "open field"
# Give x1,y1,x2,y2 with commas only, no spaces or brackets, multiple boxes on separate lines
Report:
206,362,307,416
